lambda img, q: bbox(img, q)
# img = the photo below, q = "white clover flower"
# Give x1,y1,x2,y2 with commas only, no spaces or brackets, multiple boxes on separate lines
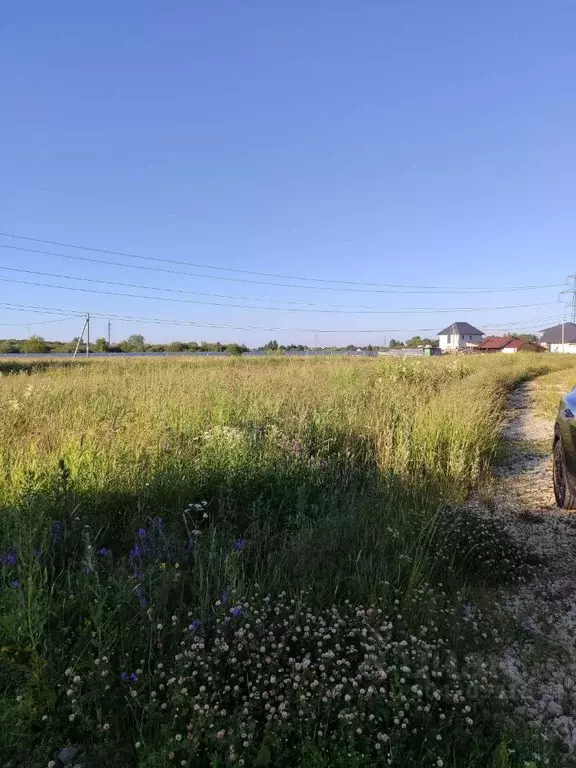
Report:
69,714,75,722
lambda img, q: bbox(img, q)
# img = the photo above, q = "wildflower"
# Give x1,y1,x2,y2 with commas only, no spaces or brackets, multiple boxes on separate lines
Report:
137,528,146,538
157,623,163,631
135,585,148,608
97,547,111,557
175,734,182,742
135,742,141,748
221,588,229,604
130,673,138,683
231,607,242,618
233,538,247,553
51,521,63,544
121,673,129,682
69,714,75,722
130,543,143,560
189,619,201,632
10,579,20,589
152,517,164,534
0,550,17,567
103,723,111,731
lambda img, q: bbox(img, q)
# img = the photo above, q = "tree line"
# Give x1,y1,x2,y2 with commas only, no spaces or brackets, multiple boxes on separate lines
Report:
0,334,451,355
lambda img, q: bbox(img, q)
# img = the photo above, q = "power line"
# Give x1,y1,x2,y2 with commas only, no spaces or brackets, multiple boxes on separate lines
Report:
0,315,76,328
0,232,563,294
0,263,553,312
0,274,559,315
0,301,564,334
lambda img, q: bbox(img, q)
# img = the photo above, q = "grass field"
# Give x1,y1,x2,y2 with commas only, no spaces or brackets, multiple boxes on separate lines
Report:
0,354,571,767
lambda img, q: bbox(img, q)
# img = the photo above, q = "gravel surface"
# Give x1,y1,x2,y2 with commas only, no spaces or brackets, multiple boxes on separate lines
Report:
478,381,576,755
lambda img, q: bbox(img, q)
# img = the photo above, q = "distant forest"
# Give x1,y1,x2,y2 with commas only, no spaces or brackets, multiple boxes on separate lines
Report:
0,334,442,355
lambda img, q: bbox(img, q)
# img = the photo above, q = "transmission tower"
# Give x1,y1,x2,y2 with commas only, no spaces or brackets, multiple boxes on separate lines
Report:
559,276,576,324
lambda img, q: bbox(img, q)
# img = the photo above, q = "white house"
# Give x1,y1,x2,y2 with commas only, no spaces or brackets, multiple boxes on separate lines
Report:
437,322,484,352
540,322,576,353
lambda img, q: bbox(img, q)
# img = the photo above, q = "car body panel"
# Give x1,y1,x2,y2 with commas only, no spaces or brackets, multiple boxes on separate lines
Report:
555,388,576,492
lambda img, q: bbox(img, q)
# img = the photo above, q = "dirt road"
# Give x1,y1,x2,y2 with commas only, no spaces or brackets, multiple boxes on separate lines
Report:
480,381,576,753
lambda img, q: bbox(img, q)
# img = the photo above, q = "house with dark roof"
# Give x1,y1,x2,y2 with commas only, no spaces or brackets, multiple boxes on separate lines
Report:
540,322,576,353
477,336,545,354
437,322,484,352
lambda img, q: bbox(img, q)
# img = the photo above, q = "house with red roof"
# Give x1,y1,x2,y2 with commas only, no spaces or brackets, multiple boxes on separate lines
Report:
476,336,545,353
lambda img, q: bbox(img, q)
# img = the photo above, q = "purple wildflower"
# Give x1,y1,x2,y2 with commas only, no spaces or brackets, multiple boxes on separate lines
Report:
137,528,146,538
152,517,164,535
0,550,17,567
120,672,128,682
189,619,201,633
135,585,148,608
97,547,111,557
130,672,138,683
231,606,242,618
233,538,247,553
51,521,63,544
10,579,20,589
221,588,229,605
129,543,143,560
83,566,94,575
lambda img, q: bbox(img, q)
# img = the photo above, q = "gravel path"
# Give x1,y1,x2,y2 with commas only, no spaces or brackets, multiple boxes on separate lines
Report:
481,381,576,755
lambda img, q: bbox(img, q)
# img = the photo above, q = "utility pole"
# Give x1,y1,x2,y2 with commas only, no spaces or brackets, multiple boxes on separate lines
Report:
107,320,111,347
86,313,90,357
73,314,89,360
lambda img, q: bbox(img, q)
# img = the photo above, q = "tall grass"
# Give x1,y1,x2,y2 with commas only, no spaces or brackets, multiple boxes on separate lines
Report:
0,354,569,767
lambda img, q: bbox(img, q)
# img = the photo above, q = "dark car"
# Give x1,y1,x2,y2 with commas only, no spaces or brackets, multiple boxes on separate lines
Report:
554,388,576,508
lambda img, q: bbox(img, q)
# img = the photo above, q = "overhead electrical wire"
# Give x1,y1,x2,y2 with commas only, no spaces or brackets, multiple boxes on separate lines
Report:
0,232,563,294
0,265,554,315
0,302,564,335
0,274,559,316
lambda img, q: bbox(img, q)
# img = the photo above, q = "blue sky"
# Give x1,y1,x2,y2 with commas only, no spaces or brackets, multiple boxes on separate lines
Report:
1,0,575,345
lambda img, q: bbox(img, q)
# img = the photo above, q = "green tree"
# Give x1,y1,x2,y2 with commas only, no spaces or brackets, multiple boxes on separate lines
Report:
0,339,21,353
388,339,405,349
21,335,49,353
263,340,279,351
120,334,146,352
93,337,110,352
226,343,246,357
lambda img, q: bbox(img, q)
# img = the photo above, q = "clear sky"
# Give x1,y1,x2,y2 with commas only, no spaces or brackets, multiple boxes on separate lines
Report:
1,0,576,346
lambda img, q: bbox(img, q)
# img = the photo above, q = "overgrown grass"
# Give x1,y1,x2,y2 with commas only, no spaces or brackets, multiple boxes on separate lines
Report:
531,361,576,420
0,354,570,767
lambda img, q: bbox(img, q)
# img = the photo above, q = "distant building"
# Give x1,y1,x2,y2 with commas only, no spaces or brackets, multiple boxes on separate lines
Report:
476,336,545,354
379,345,442,357
437,322,484,352
540,322,576,353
